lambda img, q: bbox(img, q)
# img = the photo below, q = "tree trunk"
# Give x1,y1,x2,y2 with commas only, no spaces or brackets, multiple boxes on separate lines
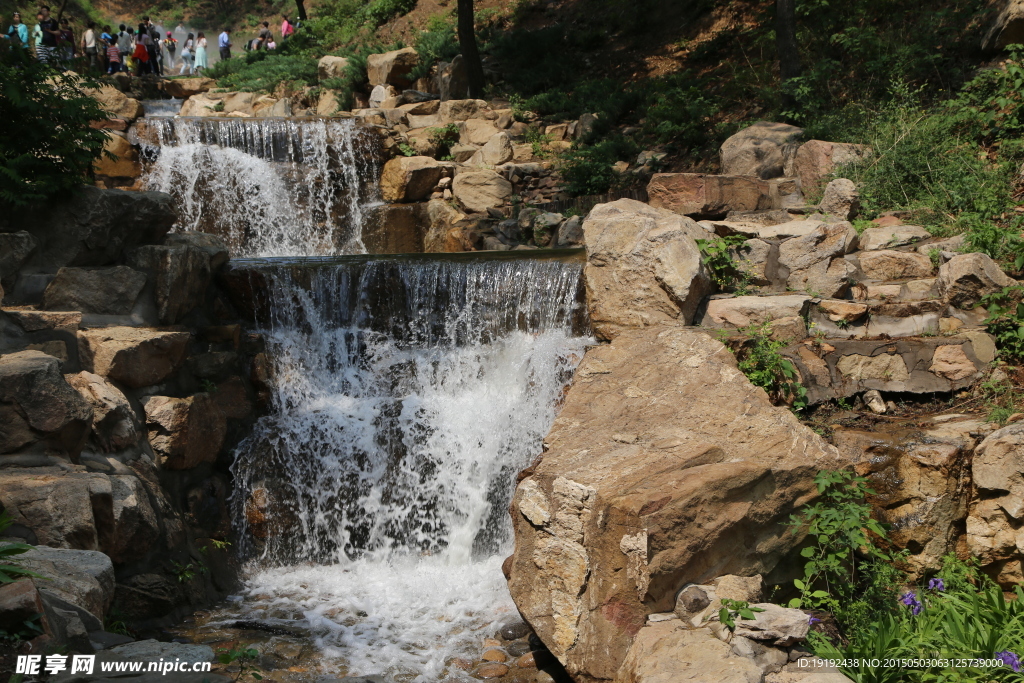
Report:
457,0,485,98
776,0,801,111
295,0,307,22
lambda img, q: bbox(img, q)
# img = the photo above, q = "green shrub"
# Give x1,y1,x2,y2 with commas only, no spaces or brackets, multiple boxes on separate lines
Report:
559,135,640,196
731,322,807,409
409,13,459,81
0,52,110,208
980,285,1024,362
212,53,319,92
697,235,749,292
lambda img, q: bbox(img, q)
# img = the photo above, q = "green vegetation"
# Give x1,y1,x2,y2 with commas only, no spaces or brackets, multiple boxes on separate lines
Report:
718,599,764,631
730,322,807,410
696,235,750,293
0,511,43,585
980,285,1024,362
0,51,110,209
217,645,263,682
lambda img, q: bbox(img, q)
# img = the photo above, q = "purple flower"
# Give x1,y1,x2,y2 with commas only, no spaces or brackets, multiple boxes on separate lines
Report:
808,616,821,625
900,591,922,615
996,651,1021,673
927,578,945,592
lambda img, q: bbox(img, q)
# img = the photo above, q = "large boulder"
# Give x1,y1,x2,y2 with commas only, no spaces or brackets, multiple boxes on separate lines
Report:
468,132,514,167
437,56,470,101
41,266,147,315
106,474,159,563
616,623,764,683
367,47,419,88
0,231,38,288
700,295,812,329
451,170,512,213
0,186,176,270
317,55,350,82
65,372,139,452
0,469,112,550
966,422,1024,585
380,156,446,203
793,140,870,193
141,394,226,470
0,351,93,457
19,545,114,624
777,222,859,297
164,232,230,270
937,252,1016,309
857,250,934,281
439,98,490,122
858,225,931,251
819,178,859,220
129,242,212,324
983,0,1024,52
719,121,803,179
507,326,840,680
459,119,501,146
78,327,189,389
582,199,712,339
647,173,773,217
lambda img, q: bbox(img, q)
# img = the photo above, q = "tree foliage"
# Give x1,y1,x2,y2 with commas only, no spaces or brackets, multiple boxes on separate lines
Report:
0,50,109,208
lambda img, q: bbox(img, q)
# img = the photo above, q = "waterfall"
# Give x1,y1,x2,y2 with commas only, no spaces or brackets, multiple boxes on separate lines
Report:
141,118,380,257
226,254,590,679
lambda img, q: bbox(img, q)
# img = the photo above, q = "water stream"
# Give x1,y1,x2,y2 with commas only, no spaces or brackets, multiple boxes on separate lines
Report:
141,118,380,257
215,253,591,680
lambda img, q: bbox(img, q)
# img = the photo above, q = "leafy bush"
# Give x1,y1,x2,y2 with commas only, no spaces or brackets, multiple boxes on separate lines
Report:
730,322,807,409
697,235,749,292
0,52,110,208
559,135,640,196
212,53,319,92
0,511,41,584
980,285,1024,362
409,13,459,81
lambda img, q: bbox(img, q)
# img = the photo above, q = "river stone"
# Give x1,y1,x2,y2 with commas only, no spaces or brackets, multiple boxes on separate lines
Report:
65,372,139,452
475,663,509,679
938,252,1016,309
617,622,764,683
0,351,93,457
41,266,147,315
452,170,512,214
507,326,841,680
720,121,803,179
582,199,713,339
500,619,532,640
78,327,189,389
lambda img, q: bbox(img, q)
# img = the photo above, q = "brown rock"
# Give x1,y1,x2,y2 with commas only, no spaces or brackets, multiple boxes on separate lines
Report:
817,300,868,323
714,575,764,603
858,250,933,281
84,85,143,121
616,623,763,683
460,119,502,146
141,393,227,469
0,351,93,457
929,345,978,381
508,327,840,680
93,133,140,179
700,295,811,329
475,663,509,679
452,171,512,214
78,327,189,389
317,56,349,82
516,652,537,668
819,178,859,220
162,77,215,98
793,139,871,193
129,242,212,324
582,199,712,339
481,649,508,662
0,580,47,635
858,225,931,251
424,198,467,253
65,372,139,452
938,252,1016,309
439,99,490,122
0,470,112,550
647,173,773,217
381,156,446,203
367,47,419,88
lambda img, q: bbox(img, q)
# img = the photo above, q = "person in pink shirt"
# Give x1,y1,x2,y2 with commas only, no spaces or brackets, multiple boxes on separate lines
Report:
280,15,294,40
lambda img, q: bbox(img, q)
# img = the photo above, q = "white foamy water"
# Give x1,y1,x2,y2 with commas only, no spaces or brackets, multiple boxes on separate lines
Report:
142,118,379,257
227,257,590,679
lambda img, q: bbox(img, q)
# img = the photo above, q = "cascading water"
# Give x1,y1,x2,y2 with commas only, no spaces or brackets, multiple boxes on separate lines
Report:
222,253,591,680
141,118,379,257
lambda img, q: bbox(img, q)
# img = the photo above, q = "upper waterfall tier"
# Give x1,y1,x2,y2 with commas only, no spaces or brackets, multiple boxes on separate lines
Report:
140,118,382,258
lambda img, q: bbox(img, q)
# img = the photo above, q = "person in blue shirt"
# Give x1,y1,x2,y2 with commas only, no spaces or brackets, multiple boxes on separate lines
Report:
218,28,230,61
6,12,29,48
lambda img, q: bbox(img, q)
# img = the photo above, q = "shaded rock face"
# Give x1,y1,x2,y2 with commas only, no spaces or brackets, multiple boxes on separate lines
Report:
141,394,227,470
0,186,176,272
129,243,212,324
983,0,1024,52
719,121,804,180
41,266,147,315
507,326,841,681
78,327,189,389
968,422,1024,586
0,350,93,458
65,371,140,452
937,252,1016,309
582,199,713,340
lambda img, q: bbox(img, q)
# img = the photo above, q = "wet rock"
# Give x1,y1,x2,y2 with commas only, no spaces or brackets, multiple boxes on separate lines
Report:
452,170,512,214
582,199,712,339
500,619,532,640
720,121,803,179
142,393,227,470
0,351,93,457
506,640,532,657
481,649,508,662
78,327,189,388
508,326,840,680
41,266,147,315
110,639,215,662
516,652,537,668
65,372,139,452
164,232,230,270
938,252,1016,309
381,156,446,203
475,662,510,679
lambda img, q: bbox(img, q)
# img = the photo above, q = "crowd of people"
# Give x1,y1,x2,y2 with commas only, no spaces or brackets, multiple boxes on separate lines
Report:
4,9,300,76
